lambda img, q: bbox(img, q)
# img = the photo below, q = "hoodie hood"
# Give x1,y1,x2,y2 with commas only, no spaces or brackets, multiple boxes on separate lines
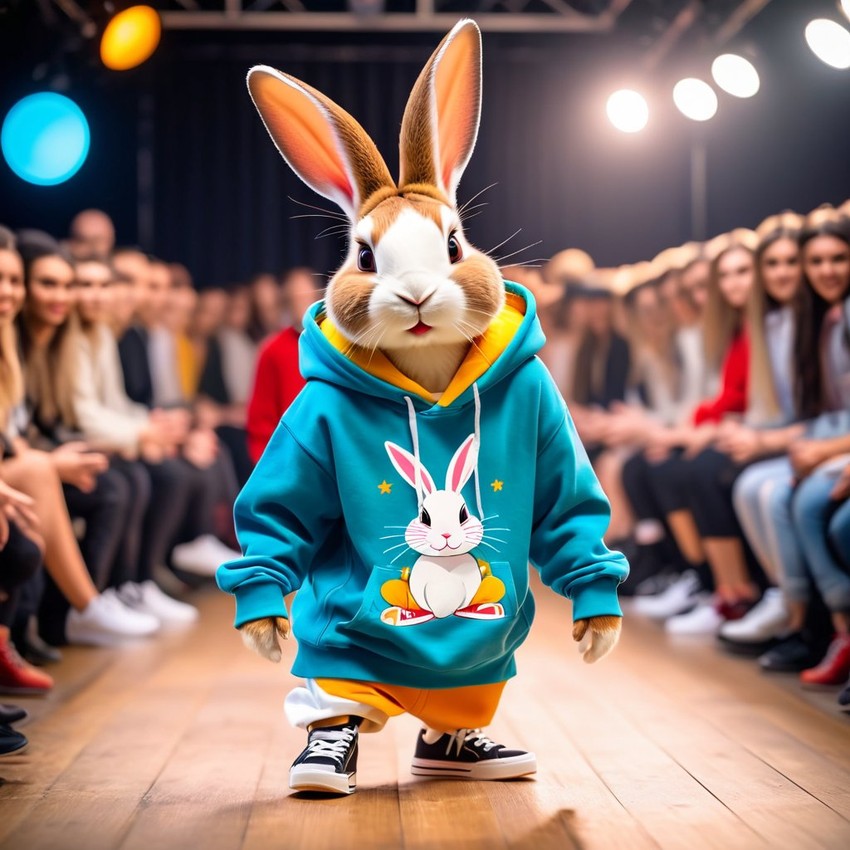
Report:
299,281,545,411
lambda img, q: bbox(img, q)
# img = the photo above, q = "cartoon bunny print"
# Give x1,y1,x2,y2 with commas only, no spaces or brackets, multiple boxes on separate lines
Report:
379,434,507,626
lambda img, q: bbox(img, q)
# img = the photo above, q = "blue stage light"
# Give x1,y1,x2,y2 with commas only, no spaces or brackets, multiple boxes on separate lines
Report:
1,93,91,186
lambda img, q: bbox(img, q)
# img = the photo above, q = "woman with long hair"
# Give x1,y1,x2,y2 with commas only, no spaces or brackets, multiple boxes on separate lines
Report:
625,238,758,630
14,239,160,646
0,230,156,651
736,214,850,683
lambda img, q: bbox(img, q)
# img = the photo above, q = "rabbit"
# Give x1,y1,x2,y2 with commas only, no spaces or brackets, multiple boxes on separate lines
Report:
236,18,622,667
380,434,505,623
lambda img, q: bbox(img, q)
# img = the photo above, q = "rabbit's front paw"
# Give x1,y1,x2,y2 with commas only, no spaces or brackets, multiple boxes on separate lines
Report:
572,616,621,664
239,616,290,663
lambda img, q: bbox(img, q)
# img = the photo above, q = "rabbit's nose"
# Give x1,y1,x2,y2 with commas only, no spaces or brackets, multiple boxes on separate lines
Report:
442,533,451,539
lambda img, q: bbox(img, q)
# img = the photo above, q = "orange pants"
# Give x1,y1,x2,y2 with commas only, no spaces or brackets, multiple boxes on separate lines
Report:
284,678,507,733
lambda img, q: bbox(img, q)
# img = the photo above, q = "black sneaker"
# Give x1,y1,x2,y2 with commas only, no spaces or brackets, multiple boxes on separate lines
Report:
411,728,537,780
289,721,359,795
0,723,27,757
758,632,819,672
0,704,28,726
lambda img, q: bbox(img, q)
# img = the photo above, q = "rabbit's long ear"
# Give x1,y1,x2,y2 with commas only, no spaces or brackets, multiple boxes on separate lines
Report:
446,434,478,493
398,18,482,205
248,66,394,220
385,442,435,495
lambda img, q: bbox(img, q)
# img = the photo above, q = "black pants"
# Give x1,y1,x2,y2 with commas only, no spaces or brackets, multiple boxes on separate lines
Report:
108,457,152,585
0,522,43,627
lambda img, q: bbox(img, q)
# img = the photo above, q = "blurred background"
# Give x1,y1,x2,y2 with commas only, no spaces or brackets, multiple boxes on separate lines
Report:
2,0,849,285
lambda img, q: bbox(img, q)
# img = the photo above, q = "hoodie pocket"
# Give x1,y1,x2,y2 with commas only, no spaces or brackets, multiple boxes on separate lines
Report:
337,561,525,673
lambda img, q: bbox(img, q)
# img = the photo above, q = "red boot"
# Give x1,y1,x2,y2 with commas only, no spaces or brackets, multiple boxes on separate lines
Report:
0,627,54,695
800,633,850,686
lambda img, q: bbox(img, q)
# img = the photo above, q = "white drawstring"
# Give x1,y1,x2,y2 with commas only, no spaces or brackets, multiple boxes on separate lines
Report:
472,383,484,520
404,396,423,510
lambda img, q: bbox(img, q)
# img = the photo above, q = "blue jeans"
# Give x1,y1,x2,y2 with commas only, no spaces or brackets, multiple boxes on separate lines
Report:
792,463,850,613
732,457,810,599
830,498,850,569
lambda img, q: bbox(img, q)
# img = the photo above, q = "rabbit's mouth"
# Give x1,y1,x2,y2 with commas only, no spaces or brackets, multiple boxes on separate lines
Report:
430,540,462,552
408,320,433,336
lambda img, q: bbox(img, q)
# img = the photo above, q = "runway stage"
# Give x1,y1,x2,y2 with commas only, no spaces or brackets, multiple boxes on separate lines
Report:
1,575,849,850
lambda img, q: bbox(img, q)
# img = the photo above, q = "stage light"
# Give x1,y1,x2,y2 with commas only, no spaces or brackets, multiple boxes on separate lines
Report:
100,5,161,71
805,18,850,69
673,78,718,122
606,89,649,133
842,1,850,23
711,54,760,98
1,92,90,186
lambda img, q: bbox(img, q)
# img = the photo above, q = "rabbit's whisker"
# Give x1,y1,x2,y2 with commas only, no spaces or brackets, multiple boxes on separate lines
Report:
383,541,412,554
288,195,348,221
481,535,507,544
486,228,522,257
457,182,498,216
390,548,412,564
477,541,502,552
494,243,545,264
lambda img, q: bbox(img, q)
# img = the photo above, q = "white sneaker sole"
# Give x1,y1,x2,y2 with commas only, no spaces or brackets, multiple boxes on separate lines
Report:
289,766,356,795
411,752,537,780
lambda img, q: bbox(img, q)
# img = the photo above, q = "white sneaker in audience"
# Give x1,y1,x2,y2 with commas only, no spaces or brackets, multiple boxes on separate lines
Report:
632,570,701,619
66,592,160,647
665,595,723,635
171,534,241,577
718,588,788,643
118,581,199,626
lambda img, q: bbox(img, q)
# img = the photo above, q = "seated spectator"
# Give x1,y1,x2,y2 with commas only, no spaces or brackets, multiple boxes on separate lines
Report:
16,239,161,645
66,209,115,262
73,255,198,624
246,268,322,463
0,228,157,647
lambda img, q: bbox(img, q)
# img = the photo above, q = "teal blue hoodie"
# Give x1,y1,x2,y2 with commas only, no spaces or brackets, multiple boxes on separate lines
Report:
217,282,628,689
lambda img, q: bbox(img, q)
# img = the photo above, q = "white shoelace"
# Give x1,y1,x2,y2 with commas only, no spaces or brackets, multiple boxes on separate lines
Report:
444,728,498,757
306,727,356,764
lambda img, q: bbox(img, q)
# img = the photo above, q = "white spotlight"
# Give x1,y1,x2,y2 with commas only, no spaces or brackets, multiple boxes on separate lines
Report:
711,54,760,98
673,78,718,122
606,89,649,133
805,18,850,69
842,1,850,24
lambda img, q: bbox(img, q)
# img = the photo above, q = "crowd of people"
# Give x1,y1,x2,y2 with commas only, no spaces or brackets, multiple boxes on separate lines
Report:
518,197,850,713
0,209,321,755
3,197,849,756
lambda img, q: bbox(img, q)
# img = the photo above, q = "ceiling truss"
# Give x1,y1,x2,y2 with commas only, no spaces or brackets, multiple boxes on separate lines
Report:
160,0,634,33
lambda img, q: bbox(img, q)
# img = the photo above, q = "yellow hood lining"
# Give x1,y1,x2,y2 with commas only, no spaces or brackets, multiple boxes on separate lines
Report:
320,291,526,407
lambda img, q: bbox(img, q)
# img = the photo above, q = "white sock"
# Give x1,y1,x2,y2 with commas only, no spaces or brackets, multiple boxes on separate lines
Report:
422,727,447,744
634,519,665,546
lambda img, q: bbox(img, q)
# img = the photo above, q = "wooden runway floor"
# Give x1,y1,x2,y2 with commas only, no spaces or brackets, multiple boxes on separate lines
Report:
1,575,849,850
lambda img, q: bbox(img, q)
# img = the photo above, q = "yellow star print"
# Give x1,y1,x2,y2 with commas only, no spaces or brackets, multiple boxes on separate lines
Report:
491,479,503,492
378,480,392,495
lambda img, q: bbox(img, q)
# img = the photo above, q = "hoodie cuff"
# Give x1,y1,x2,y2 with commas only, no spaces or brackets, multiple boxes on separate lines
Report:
233,581,289,629
571,576,623,622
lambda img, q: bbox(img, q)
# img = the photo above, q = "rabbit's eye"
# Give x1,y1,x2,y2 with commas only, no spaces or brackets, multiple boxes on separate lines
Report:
357,245,376,273
419,508,432,527
459,505,469,524
447,233,463,264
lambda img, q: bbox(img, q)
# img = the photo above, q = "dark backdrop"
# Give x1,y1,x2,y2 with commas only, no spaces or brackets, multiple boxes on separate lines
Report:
1,0,849,285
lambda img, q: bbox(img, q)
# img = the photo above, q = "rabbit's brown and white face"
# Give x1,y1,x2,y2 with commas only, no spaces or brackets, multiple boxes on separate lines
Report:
327,196,503,352
247,19,505,357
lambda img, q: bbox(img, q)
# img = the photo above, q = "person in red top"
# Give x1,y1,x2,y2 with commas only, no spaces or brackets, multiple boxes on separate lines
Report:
620,239,760,631
246,268,323,464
